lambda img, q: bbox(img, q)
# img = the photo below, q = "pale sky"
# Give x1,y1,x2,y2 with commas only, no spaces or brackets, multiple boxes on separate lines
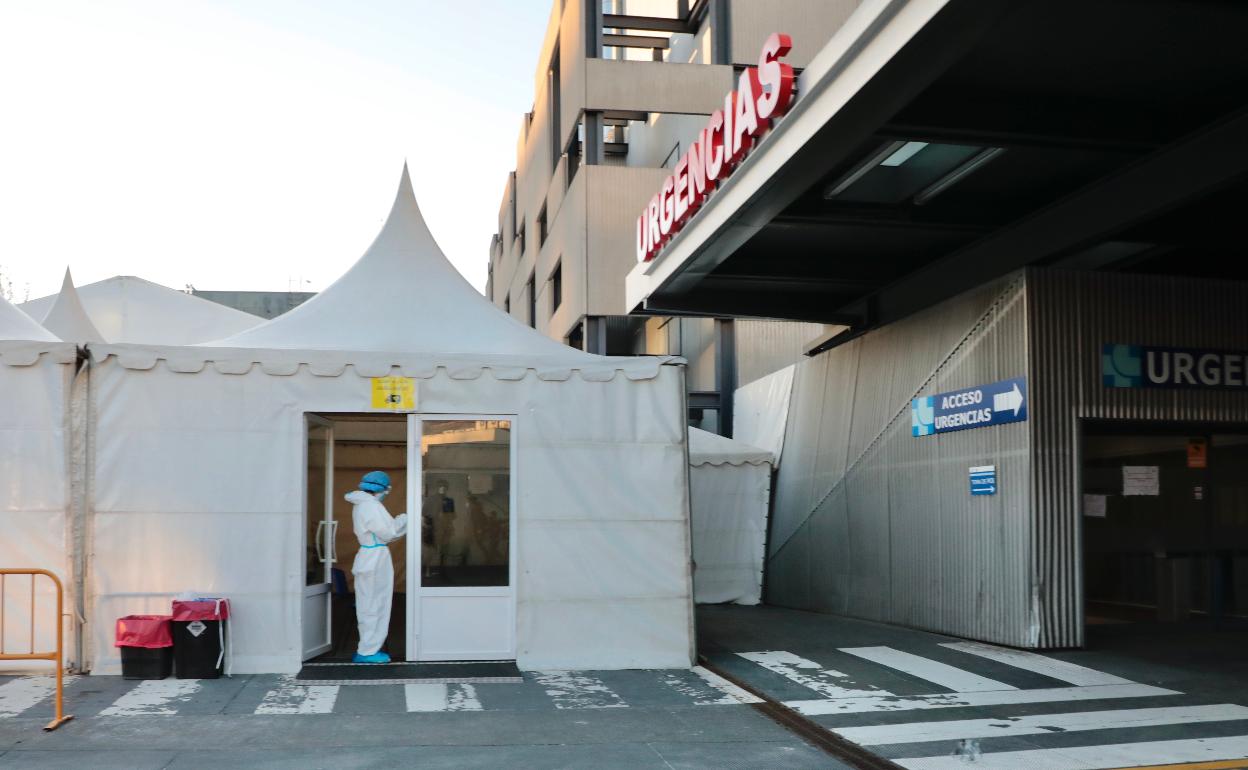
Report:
0,0,549,301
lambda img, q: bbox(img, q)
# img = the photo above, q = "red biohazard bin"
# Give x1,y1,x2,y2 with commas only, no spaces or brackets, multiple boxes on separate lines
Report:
115,615,174,679
171,599,229,679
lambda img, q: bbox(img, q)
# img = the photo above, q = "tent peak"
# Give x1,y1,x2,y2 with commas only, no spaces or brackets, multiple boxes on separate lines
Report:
41,266,106,343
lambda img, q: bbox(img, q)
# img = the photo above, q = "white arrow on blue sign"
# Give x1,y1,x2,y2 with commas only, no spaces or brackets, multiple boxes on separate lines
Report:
912,377,1027,437
969,465,997,496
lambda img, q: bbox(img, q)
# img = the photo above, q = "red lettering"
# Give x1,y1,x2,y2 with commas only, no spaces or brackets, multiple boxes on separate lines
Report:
673,155,690,223
686,130,707,212
635,32,794,261
647,194,661,257
705,110,725,181
658,176,675,236
755,32,795,121
732,69,759,159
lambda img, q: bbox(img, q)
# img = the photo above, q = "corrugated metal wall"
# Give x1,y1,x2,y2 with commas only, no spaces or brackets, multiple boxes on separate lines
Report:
735,320,829,386
1027,268,1248,648
767,274,1038,646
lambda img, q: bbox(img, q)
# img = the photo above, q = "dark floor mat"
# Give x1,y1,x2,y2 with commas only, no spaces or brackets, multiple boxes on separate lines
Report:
296,660,523,684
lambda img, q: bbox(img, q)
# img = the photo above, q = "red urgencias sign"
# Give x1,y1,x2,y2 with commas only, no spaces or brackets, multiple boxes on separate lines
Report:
636,33,797,263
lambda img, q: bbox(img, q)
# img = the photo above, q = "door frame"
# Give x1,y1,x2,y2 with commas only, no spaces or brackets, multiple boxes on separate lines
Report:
301,414,336,661
405,413,518,662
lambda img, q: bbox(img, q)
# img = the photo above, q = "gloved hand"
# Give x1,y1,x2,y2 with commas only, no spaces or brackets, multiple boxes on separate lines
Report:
392,513,409,538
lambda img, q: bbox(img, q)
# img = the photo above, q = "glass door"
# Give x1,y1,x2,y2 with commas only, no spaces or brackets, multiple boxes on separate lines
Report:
407,416,516,661
302,416,335,660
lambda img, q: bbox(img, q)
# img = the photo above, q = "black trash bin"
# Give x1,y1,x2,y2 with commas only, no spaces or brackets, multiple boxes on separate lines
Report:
116,615,173,680
171,599,229,679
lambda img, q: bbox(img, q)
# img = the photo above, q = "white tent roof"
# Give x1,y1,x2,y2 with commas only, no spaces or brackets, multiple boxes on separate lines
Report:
21,275,262,346
0,292,59,343
208,165,598,364
39,269,105,344
688,427,772,467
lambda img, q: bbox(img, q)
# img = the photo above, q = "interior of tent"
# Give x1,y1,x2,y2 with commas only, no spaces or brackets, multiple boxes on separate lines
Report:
82,164,692,674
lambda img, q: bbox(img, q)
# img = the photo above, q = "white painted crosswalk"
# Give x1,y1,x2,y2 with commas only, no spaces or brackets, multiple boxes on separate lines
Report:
835,703,1248,745
840,645,1016,692
254,678,338,715
896,735,1248,769
940,641,1134,686
533,671,629,709
737,650,892,699
0,674,75,717
404,683,483,712
1,641,1246,768
99,679,202,716
786,682,1179,716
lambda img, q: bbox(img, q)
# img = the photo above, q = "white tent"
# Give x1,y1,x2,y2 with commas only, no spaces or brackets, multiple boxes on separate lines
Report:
84,166,693,674
0,295,79,670
21,275,262,345
688,427,772,606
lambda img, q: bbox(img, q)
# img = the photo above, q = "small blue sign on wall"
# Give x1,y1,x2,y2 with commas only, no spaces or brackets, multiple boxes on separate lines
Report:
969,466,997,496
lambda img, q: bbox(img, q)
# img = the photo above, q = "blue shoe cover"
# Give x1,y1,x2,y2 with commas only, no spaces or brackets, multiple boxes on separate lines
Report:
352,652,391,664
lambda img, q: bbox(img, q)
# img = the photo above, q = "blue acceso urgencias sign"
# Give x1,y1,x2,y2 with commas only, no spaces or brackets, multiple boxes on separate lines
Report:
911,377,1028,437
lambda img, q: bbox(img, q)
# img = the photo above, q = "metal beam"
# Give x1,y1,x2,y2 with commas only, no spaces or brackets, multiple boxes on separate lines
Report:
870,107,1248,326
583,111,604,166
714,319,736,438
602,33,670,50
602,14,691,34
642,292,865,326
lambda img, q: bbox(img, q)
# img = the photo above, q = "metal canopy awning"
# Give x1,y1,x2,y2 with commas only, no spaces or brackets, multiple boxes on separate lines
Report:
626,0,1248,342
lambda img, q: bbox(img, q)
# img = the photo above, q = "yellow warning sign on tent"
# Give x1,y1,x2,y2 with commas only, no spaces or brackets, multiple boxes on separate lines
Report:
371,377,415,411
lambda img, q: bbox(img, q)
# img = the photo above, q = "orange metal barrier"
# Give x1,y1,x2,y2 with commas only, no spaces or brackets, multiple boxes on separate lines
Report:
0,569,73,731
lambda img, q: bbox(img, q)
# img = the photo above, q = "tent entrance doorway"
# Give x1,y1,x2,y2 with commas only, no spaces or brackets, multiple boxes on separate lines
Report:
303,414,410,662
302,413,514,664
1082,421,1248,634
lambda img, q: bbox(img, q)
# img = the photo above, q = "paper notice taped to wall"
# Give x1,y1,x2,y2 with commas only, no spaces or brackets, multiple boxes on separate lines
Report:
1083,494,1107,517
1123,466,1160,496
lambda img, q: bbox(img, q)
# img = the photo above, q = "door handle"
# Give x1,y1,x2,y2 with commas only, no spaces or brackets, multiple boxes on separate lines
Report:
315,520,326,562
328,520,339,563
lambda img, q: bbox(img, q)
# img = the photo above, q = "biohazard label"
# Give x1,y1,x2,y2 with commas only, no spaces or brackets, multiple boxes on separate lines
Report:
371,377,416,411
187,620,207,637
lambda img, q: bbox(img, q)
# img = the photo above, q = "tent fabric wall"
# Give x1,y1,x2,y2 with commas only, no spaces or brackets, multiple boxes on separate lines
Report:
732,364,795,463
87,346,693,673
0,341,77,671
687,428,771,606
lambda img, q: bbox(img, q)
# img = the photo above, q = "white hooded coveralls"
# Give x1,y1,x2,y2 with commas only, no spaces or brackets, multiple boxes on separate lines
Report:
345,490,408,656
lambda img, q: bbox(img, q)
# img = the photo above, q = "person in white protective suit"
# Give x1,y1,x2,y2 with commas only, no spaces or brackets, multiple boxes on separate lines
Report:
345,470,408,663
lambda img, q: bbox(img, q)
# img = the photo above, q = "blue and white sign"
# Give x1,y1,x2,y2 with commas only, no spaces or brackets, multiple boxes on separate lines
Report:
969,465,997,496
1104,343,1248,390
911,377,1027,437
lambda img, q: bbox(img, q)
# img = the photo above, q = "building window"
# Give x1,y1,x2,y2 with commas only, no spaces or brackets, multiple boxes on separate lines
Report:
567,321,584,351
516,220,526,256
551,261,562,312
537,203,548,247
527,274,536,328
504,294,510,315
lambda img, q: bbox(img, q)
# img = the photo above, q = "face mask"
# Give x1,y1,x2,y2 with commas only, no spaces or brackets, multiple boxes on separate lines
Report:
377,489,390,502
